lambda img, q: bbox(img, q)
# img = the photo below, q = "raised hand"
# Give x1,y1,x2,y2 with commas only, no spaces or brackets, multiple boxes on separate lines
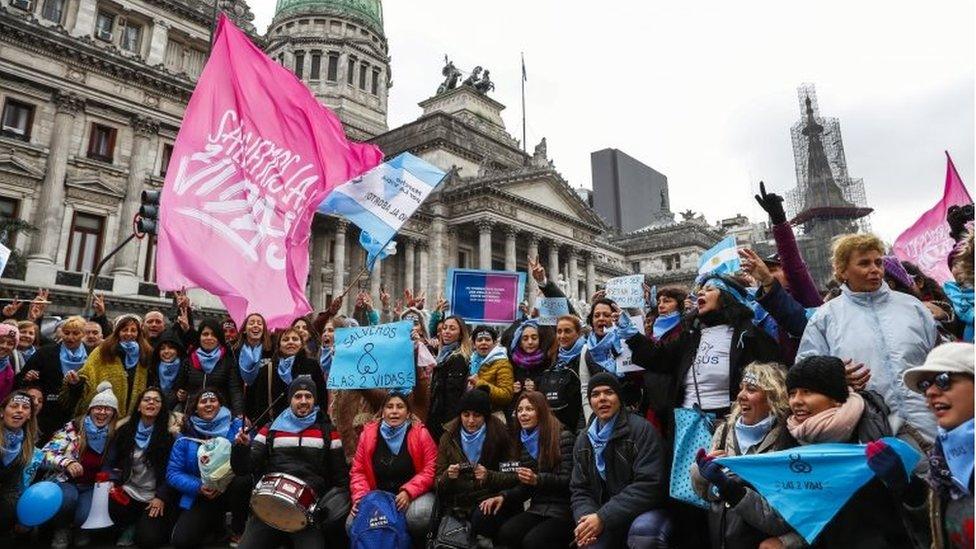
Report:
326,296,343,316
738,248,774,288
754,181,787,225
380,287,391,310
28,288,49,321
528,256,546,284
2,296,22,318
92,293,106,317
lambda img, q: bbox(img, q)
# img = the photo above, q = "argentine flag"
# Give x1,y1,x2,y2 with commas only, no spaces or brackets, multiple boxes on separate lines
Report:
318,153,446,270
697,236,740,277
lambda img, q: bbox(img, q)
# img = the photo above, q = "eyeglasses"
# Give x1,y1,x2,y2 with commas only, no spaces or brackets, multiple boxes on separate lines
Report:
141,396,162,403
917,372,953,392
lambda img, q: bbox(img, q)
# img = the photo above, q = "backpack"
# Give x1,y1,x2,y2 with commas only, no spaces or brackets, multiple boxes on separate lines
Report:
350,490,409,549
536,364,580,415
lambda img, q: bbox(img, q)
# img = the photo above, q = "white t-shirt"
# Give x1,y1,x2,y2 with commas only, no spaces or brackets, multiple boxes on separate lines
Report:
682,325,734,410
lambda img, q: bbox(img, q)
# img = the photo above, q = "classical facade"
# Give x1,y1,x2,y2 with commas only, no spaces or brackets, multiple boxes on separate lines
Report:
0,0,735,322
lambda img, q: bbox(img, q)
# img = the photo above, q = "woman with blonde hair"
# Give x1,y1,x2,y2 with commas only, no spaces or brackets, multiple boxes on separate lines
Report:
20,316,90,442
797,233,939,442
428,315,472,441
690,361,800,549
61,314,153,419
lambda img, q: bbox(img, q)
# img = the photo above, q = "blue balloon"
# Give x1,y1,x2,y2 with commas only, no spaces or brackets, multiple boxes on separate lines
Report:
16,481,63,527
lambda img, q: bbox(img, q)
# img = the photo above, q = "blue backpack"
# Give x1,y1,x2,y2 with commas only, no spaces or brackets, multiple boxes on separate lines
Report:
349,490,409,549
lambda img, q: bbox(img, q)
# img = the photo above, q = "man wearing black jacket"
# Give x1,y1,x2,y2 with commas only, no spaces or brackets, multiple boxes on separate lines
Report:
570,373,671,548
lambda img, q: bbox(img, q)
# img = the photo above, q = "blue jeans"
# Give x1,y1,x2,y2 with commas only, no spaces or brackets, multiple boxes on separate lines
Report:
591,509,671,549
57,483,94,527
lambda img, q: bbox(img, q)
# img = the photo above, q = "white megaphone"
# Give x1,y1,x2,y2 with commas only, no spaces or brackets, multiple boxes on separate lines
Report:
80,481,114,529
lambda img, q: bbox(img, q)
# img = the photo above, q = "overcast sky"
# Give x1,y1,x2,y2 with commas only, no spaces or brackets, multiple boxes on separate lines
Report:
250,1,974,243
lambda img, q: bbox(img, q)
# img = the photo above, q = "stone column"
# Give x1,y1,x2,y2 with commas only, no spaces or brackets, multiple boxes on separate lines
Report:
429,209,446,298
504,225,517,272
567,247,580,302
309,228,327,309
547,240,560,283
71,0,97,37
477,219,494,270
145,20,169,66
26,92,84,286
403,237,416,295
585,250,597,300
331,219,348,310
112,115,160,294
418,243,430,300
369,249,382,298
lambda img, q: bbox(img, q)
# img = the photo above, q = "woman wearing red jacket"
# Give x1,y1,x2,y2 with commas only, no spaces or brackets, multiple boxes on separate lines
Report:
348,391,437,543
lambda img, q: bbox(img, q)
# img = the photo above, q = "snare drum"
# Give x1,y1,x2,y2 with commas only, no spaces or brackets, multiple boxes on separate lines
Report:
250,473,318,532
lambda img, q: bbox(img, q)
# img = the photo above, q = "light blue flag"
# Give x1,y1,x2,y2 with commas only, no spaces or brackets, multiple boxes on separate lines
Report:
327,320,415,390
715,436,921,545
697,236,740,277
318,152,446,270
536,297,570,326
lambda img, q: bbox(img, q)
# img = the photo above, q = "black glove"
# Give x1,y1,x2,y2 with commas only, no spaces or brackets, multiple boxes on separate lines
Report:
696,449,746,505
754,181,787,225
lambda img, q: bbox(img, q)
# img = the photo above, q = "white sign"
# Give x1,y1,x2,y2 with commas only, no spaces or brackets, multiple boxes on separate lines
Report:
615,313,646,374
536,297,570,326
0,242,9,277
605,274,645,309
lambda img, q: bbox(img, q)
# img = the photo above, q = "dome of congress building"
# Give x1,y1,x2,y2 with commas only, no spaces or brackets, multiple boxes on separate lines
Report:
274,0,384,32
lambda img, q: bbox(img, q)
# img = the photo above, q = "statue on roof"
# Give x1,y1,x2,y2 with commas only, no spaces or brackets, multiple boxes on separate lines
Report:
679,209,697,221
462,66,483,88
474,70,494,94
531,137,552,168
437,55,462,95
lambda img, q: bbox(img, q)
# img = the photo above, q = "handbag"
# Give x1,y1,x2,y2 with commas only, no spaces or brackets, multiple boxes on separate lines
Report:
432,514,472,549
669,360,716,508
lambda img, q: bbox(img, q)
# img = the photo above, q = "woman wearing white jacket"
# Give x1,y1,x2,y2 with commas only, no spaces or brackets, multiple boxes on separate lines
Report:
796,233,939,442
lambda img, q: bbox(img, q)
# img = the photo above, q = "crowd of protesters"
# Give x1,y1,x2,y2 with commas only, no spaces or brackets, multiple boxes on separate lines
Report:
0,194,972,548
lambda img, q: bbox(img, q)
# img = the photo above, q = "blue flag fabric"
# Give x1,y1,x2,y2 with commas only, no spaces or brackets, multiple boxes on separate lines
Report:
697,236,740,277
318,152,446,270
327,320,416,390
670,408,715,509
715,436,921,544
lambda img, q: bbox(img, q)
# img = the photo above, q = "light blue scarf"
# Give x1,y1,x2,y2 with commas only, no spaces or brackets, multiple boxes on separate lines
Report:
436,342,459,365
277,355,295,385
1,428,23,466
59,343,88,375
554,337,585,370
83,415,109,454
587,414,617,479
119,341,140,370
510,319,541,353
520,427,539,461
469,346,507,376
939,418,974,495
380,420,409,455
21,346,35,362
651,312,681,341
0,357,8,374
586,314,638,377
189,406,231,439
157,358,180,392
944,281,974,343
734,414,775,453
238,344,263,385
319,349,333,378
270,405,319,433
195,346,222,374
135,420,154,450
460,423,487,464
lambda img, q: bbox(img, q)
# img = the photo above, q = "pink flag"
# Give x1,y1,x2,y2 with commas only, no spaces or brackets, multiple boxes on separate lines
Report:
892,152,972,283
156,14,383,328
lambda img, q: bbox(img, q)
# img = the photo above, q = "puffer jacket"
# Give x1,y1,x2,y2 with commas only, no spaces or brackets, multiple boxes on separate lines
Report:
570,412,666,533
797,282,939,441
166,416,243,509
230,410,346,497
501,427,575,520
349,419,437,502
690,415,801,549
42,419,114,483
474,355,515,410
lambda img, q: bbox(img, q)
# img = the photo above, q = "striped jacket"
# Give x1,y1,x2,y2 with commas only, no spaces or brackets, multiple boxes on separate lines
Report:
230,411,348,496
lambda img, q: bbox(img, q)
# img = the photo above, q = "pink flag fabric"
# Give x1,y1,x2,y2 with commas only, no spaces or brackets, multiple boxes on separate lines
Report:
156,14,383,328
892,152,973,283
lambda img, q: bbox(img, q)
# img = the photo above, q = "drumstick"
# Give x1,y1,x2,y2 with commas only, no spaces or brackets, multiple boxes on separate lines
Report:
248,393,285,429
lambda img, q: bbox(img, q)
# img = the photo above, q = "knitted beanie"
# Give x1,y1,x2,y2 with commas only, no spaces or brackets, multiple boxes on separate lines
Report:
457,386,491,417
588,371,623,399
288,375,317,401
787,356,849,403
89,381,119,412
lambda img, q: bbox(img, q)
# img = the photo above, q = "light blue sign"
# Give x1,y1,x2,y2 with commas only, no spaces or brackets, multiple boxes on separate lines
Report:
716,436,920,544
327,320,415,390
536,297,569,326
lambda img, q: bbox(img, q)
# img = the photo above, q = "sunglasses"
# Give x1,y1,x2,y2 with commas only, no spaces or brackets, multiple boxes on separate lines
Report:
917,372,953,392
